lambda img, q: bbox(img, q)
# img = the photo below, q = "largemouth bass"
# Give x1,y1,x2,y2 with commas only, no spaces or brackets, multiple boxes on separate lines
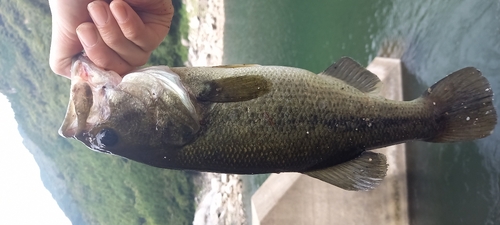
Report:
59,55,497,191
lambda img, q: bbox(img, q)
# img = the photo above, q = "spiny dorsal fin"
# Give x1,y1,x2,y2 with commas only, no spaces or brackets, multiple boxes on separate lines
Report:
212,64,261,68
197,75,271,102
304,152,388,191
320,57,382,93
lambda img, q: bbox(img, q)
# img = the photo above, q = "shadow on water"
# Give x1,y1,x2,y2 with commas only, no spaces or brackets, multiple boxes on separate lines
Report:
223,0,500,224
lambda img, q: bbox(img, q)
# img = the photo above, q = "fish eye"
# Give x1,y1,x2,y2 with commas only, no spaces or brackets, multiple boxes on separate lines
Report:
96,128,118,147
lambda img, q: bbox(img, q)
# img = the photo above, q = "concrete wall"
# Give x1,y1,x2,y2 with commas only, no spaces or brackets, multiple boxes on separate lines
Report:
251,57,408,225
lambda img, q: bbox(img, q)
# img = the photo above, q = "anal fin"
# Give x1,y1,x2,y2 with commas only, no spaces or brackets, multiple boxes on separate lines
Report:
304,152,388,191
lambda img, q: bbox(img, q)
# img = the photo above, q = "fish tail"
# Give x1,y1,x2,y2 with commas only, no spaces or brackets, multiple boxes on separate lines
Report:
423,67,497,142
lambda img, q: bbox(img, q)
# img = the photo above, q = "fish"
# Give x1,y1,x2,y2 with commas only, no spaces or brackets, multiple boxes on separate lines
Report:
59,54,497,191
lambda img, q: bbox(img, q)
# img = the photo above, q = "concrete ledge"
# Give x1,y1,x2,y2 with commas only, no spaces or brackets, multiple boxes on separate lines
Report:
251,57,408,225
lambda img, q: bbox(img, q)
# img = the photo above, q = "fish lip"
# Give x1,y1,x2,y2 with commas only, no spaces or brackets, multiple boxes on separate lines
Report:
71,53,93,81
70,53,123,88
72,53,92,68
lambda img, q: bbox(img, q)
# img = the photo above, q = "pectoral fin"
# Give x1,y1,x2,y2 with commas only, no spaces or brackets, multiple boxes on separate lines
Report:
197,75,271,102
304,152,388,191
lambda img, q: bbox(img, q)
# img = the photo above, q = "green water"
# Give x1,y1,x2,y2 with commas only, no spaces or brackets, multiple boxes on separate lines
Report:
223,1,500,224
224,0,384,70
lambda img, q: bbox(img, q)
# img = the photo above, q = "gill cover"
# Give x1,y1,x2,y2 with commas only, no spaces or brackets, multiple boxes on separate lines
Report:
122,66,201,147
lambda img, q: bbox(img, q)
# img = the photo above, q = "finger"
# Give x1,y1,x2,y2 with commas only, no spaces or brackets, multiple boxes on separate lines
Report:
124,0,174,17
48,0,93,77
88,1,149,67
76,22,135,76
110,0,173,52
49,26,83,77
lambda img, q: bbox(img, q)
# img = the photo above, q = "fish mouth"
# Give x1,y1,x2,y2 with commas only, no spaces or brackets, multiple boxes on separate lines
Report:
59,53,122,139
69,53,95,83
70,53,123,86
58,81,93,138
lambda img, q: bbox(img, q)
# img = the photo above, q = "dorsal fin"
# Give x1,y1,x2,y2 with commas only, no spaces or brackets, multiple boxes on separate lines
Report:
304,152,388,191
212,64,260,68
320,57,382,93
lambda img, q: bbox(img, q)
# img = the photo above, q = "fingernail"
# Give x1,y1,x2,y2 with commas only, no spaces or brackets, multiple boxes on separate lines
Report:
77,25,98,48
111,2,128,23
89,2,109,26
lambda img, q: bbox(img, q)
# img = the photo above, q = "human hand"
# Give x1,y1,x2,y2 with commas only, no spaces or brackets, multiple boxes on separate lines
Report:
49,0,174,78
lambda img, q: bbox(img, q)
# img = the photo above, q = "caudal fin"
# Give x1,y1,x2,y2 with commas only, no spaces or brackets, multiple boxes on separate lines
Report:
424,67,497,142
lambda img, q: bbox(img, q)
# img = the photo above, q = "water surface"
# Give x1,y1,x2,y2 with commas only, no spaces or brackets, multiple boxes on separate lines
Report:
224,0,500,224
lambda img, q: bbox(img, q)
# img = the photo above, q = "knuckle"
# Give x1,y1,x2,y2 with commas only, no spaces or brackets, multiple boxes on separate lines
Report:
122,29,156,52
101,31,123,47
49,58,68,76
123,28,142,42
49,60,59,74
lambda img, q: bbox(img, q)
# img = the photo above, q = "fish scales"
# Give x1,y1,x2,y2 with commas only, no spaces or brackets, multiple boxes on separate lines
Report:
59,55,497,190
171,66,437,173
